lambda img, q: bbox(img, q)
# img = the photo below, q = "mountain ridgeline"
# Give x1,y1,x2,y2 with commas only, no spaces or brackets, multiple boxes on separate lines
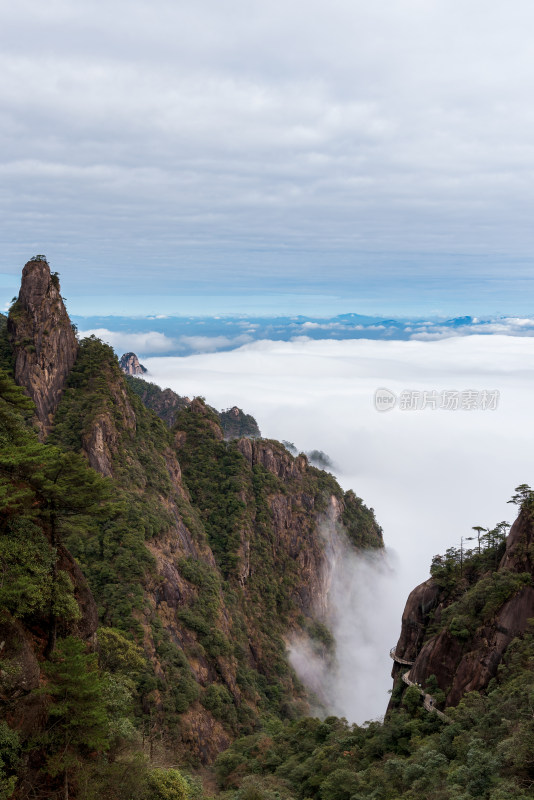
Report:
0,258,382,798
124,371,262,441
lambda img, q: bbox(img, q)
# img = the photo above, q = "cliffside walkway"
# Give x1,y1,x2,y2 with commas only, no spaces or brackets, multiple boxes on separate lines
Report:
390,647,452,723
389,647,414,666
401,672,452,723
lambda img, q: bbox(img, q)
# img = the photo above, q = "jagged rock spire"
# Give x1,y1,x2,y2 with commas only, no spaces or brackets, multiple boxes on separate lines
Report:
7,256,78,437
119,352,147,375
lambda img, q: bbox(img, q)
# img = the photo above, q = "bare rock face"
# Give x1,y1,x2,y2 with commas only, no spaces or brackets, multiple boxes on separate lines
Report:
7,257,78,437
81,366,137,477
390,507,534,710
391,579,441,666
237,438,308,480
119,351,147,376
499,510,533,573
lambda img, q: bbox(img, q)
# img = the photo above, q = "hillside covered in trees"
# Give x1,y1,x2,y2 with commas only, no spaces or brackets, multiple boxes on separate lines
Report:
1,257,533,800
0,258,382,799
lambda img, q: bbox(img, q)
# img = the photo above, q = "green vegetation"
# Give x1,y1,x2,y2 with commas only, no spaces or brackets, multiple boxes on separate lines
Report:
0,316,14,374
425,517,532,646
5,302,533,800
174,403,249,576
0,722,19,800
342,490,383,549
219,407,260,440
430,522,510,595
0,364,115,652
125,375,189,428
42,636,110,794
441,570,531,640
216,626,534,800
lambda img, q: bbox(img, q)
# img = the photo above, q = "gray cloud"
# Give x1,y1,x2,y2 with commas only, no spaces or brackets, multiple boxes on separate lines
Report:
2,1,534,301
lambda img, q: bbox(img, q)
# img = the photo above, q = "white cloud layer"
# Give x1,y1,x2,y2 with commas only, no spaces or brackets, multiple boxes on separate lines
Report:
143,335,534,722
77,328,254,355
78,328,177,354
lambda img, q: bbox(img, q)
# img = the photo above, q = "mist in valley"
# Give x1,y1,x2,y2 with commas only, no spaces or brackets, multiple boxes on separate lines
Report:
140,335,534,722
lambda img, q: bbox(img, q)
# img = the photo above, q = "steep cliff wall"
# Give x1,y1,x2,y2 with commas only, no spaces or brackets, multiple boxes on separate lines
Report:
7,257,77,437
391,507,534,710
126,375,191,426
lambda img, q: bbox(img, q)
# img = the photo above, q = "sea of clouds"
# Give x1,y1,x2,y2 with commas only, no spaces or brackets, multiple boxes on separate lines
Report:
76,314,534,358
140,335,534,723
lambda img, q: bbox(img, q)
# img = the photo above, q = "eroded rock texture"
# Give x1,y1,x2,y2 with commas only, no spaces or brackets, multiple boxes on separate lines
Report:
391,509,534,709
7,257,77,437
119,351,147,375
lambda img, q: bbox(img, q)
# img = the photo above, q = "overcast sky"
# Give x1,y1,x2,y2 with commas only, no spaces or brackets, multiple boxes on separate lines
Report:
1,0,534,315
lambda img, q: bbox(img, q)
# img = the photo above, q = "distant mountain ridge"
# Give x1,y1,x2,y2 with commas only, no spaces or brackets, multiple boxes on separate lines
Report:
73,312,534,356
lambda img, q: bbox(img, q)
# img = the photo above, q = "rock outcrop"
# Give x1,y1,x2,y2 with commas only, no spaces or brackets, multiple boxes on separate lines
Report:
119,351,147,375
237,438,307,480
391,508,534,710
127,376,261,439
81,370,137,477
220,406,261,440
7,256,78,437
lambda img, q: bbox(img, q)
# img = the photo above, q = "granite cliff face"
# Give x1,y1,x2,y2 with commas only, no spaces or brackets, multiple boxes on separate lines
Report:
7,257,77,437
73,370,380,760
391,507,534,709
119,351,147,375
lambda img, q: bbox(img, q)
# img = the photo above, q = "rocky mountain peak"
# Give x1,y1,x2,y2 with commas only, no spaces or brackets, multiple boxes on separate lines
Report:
7,256,78,437
219,405,261,440
119,351,147,375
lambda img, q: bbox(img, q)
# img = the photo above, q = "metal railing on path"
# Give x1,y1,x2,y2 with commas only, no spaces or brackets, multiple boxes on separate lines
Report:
390,646,452,723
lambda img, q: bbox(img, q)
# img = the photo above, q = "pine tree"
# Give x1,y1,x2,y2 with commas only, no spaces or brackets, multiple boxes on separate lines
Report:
43,636,109,800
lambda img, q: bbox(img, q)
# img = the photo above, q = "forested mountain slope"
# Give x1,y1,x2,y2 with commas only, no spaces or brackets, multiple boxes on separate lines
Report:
0,257,382,798
3,255,533,800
